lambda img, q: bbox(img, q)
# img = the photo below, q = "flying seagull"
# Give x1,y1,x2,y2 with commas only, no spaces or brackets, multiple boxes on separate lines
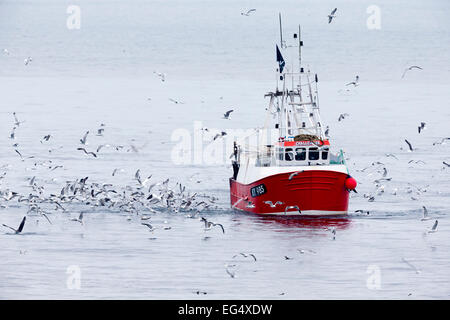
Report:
142,223,155,232
264,200,284,208
404,139,413,152
96,128,105,136
338,113,349,121
233,253,257,261
428,220,438,233
401,258,421,274
418,122,426,134
241,9,256,16
432,138,450,146
135,169,152,187
2,216,26,234
225,267,235,278
13,112,24,126
77,147,97,158
40,135,51,143
153,71,166,82
331,227,336,240
10,127,16,139
421,206,430,221
328,8,337,23
169,98,184,104
201,217,225,233
288,170,304,180
80,131,89,145
385,153,398,160
70,213,84,225
24,56,32,65
223,109,234,119
402,66,422,79
213,131,227,141
346,75,359,87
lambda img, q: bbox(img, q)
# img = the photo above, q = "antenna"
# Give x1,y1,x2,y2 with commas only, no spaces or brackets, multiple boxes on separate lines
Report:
279,13,284,48
298,25,302,72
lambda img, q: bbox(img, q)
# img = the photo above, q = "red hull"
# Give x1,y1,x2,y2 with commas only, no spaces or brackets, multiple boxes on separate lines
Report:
230,170,350,216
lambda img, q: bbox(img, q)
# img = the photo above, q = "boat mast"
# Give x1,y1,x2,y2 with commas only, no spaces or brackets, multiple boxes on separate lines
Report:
298,25,303,103
279,13,284,49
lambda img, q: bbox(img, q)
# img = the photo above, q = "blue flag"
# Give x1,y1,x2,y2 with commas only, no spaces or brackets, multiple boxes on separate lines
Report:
276,45,285,73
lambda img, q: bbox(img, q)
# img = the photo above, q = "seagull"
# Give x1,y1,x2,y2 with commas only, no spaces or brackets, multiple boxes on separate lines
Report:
24,56,32,65
80,131,89,145
40,135,51,143
328,8,337,24
153,71,166,82
135,169,152,187
225,267,235,278
418,122,426,134
223,109,234,119
3,48,9,55
401,258,421,274
404,139,414,152
324,126,330,137
233,253,257,261
15,149,23,159
13,112,24,126
408,160,425,165
142,223,155,231
70,213,84,225
241,9,256,16
432,138,450,146
2,217,26,234
96,144,113,153
385,153,398,160
428,220,438,233
201,217,225,233
112,168,124,176
10,126,16,139
421,206,430,221
77,147,97,158
288,170,304,180
264,201,284,208
96,128,105,136
338,113,349,121
345,75,359,87
297,249,317,254
169,98,184,104
330,227,336,240
355,209,370,215
402,66,422,79
213,131,227,141
443,161,450,167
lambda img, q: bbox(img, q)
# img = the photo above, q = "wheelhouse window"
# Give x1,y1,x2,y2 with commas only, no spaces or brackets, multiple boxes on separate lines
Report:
285,148,294,161
322,148,329,160
277,148,284,161
308,147,319,160
295,148,306,161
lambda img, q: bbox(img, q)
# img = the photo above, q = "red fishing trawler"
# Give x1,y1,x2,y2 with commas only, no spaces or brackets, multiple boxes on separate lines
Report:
229,19,357,216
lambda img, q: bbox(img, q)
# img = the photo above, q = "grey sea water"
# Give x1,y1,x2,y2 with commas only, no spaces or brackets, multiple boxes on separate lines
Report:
0,0,449,299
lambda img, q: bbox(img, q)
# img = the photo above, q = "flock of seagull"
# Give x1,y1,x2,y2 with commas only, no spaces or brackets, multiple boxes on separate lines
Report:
1,112,229,239
341,116,448,235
